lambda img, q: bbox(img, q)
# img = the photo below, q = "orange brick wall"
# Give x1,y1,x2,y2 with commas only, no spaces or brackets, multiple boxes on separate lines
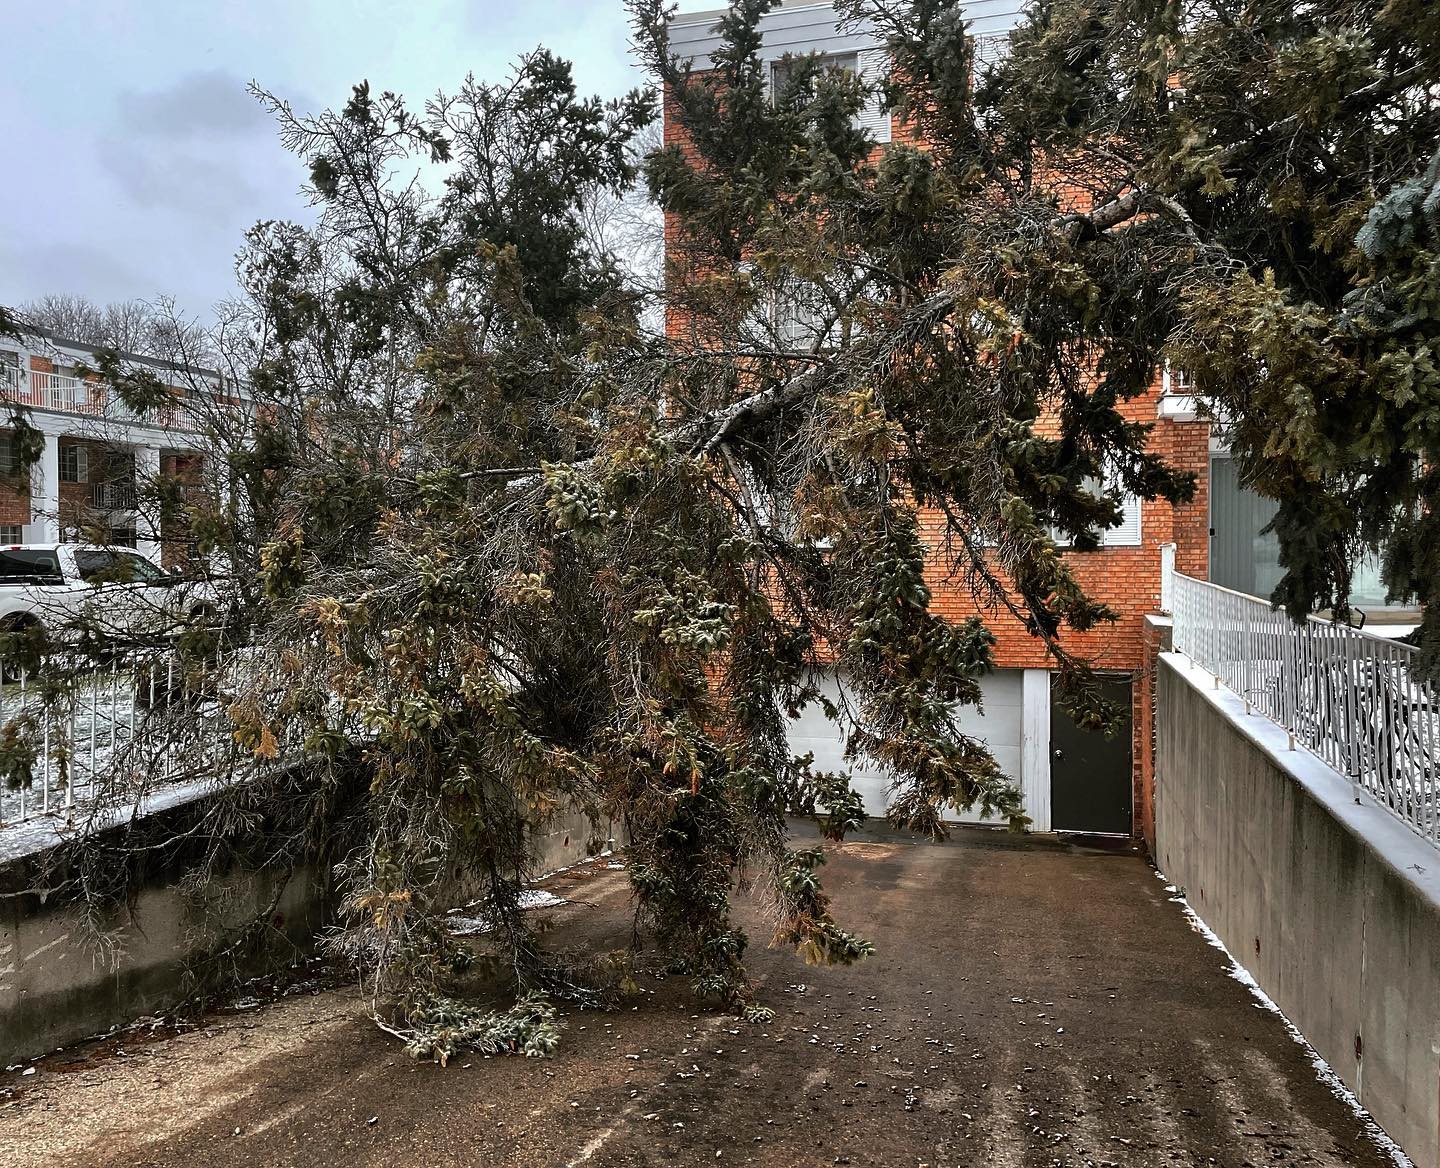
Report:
0,463,27,532
0,433,207,560
664,53,1212,836
925,412,1209,675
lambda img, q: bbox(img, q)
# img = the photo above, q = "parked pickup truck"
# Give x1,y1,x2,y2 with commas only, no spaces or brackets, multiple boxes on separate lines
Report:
0,543,218,649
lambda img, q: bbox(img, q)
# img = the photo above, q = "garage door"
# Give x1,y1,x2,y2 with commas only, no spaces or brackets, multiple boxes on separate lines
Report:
787,668,1025,821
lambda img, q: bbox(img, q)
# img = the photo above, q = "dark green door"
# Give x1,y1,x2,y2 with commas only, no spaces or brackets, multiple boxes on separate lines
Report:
1050,675,1133,835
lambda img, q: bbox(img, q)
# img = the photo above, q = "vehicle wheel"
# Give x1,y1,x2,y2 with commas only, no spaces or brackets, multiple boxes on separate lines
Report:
0,615,49,684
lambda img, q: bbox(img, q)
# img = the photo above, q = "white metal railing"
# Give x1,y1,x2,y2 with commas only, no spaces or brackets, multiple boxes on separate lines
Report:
1170,571,1438,846
0,647,238,830
0,364,207,433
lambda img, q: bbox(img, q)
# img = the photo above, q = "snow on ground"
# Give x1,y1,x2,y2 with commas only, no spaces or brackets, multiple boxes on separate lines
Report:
518,888,568,910
445,887,571,935
1155,869,1412,1168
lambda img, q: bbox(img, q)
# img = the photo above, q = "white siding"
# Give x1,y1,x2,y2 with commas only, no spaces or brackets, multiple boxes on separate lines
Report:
787,667,1025,820
855,48,892,143
670,1,1025,71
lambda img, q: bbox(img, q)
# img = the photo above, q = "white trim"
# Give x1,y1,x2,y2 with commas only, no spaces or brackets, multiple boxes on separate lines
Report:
1158,393,1200,421
670,1,1024,69
855,48,891,142
1159,542,1177,614
29,432,60,543
1159,360,1203,422
134,445,162,564
1021,669,1051,832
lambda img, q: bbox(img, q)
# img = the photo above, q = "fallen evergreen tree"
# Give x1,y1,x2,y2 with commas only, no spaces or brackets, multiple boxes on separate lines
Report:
1,0,1436,1057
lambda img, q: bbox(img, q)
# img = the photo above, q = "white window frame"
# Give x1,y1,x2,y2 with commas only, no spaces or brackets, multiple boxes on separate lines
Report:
769,50,891,144
1050,469,1142,549
1162,361,1196,395
59,443,88,485
771,279,840,353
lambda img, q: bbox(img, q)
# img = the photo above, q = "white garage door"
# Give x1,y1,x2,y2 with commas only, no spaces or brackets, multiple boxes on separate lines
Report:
787,667,1025,822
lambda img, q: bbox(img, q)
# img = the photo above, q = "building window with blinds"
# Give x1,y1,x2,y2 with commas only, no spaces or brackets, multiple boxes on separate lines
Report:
1050,470,1143,549
770,50,891,143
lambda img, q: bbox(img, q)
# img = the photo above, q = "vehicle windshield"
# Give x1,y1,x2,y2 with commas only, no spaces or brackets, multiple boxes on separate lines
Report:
116,551,169,581
0,549,63,584
74,549,169,585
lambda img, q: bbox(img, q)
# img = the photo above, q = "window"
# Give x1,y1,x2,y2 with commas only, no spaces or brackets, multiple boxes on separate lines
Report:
773,280,838,352
770,50,891,143
773,51,859,90
0,526,21,544
116,550,166,580
1162,362,1196,395
0,436,18,476
74,549,116,583
0,548,62,583
1050,471,1142,549
94,482,136,510
76,547,163,584
60,443,88,484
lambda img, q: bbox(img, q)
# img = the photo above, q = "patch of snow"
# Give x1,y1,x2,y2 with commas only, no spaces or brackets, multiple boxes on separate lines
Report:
445,888,569,935
1154,869,1412,1168
0,773,221,864
518,888,568,911
445,915,493,937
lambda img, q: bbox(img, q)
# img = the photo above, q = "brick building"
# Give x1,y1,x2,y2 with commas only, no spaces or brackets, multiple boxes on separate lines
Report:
665,0,1215,836
0,328,232,567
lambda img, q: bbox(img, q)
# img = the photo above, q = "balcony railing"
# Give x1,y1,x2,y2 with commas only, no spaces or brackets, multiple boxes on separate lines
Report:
93,480,138,511
0,364,208,433
1170,570,1438,847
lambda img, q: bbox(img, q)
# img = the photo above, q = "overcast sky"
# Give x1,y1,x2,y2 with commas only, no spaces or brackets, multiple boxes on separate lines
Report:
2,0,712,325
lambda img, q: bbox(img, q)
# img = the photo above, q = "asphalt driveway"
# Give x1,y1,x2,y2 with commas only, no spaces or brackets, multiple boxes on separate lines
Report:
0,825,1404,1168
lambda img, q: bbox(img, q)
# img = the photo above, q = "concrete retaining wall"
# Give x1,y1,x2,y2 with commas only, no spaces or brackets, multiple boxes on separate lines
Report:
0,791,615,1065
1156,653,1440,1168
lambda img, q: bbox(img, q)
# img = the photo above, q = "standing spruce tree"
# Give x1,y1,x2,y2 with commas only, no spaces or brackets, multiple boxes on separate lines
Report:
15,0,1437,1058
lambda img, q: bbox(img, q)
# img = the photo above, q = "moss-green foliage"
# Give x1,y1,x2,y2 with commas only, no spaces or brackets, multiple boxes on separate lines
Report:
398,991,562,1064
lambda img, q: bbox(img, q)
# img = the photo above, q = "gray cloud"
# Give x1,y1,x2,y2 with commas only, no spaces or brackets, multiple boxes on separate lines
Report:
95,138,264,223
115,69,269,141
97,71,297,229
1,1,638,320
0,239,151,308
